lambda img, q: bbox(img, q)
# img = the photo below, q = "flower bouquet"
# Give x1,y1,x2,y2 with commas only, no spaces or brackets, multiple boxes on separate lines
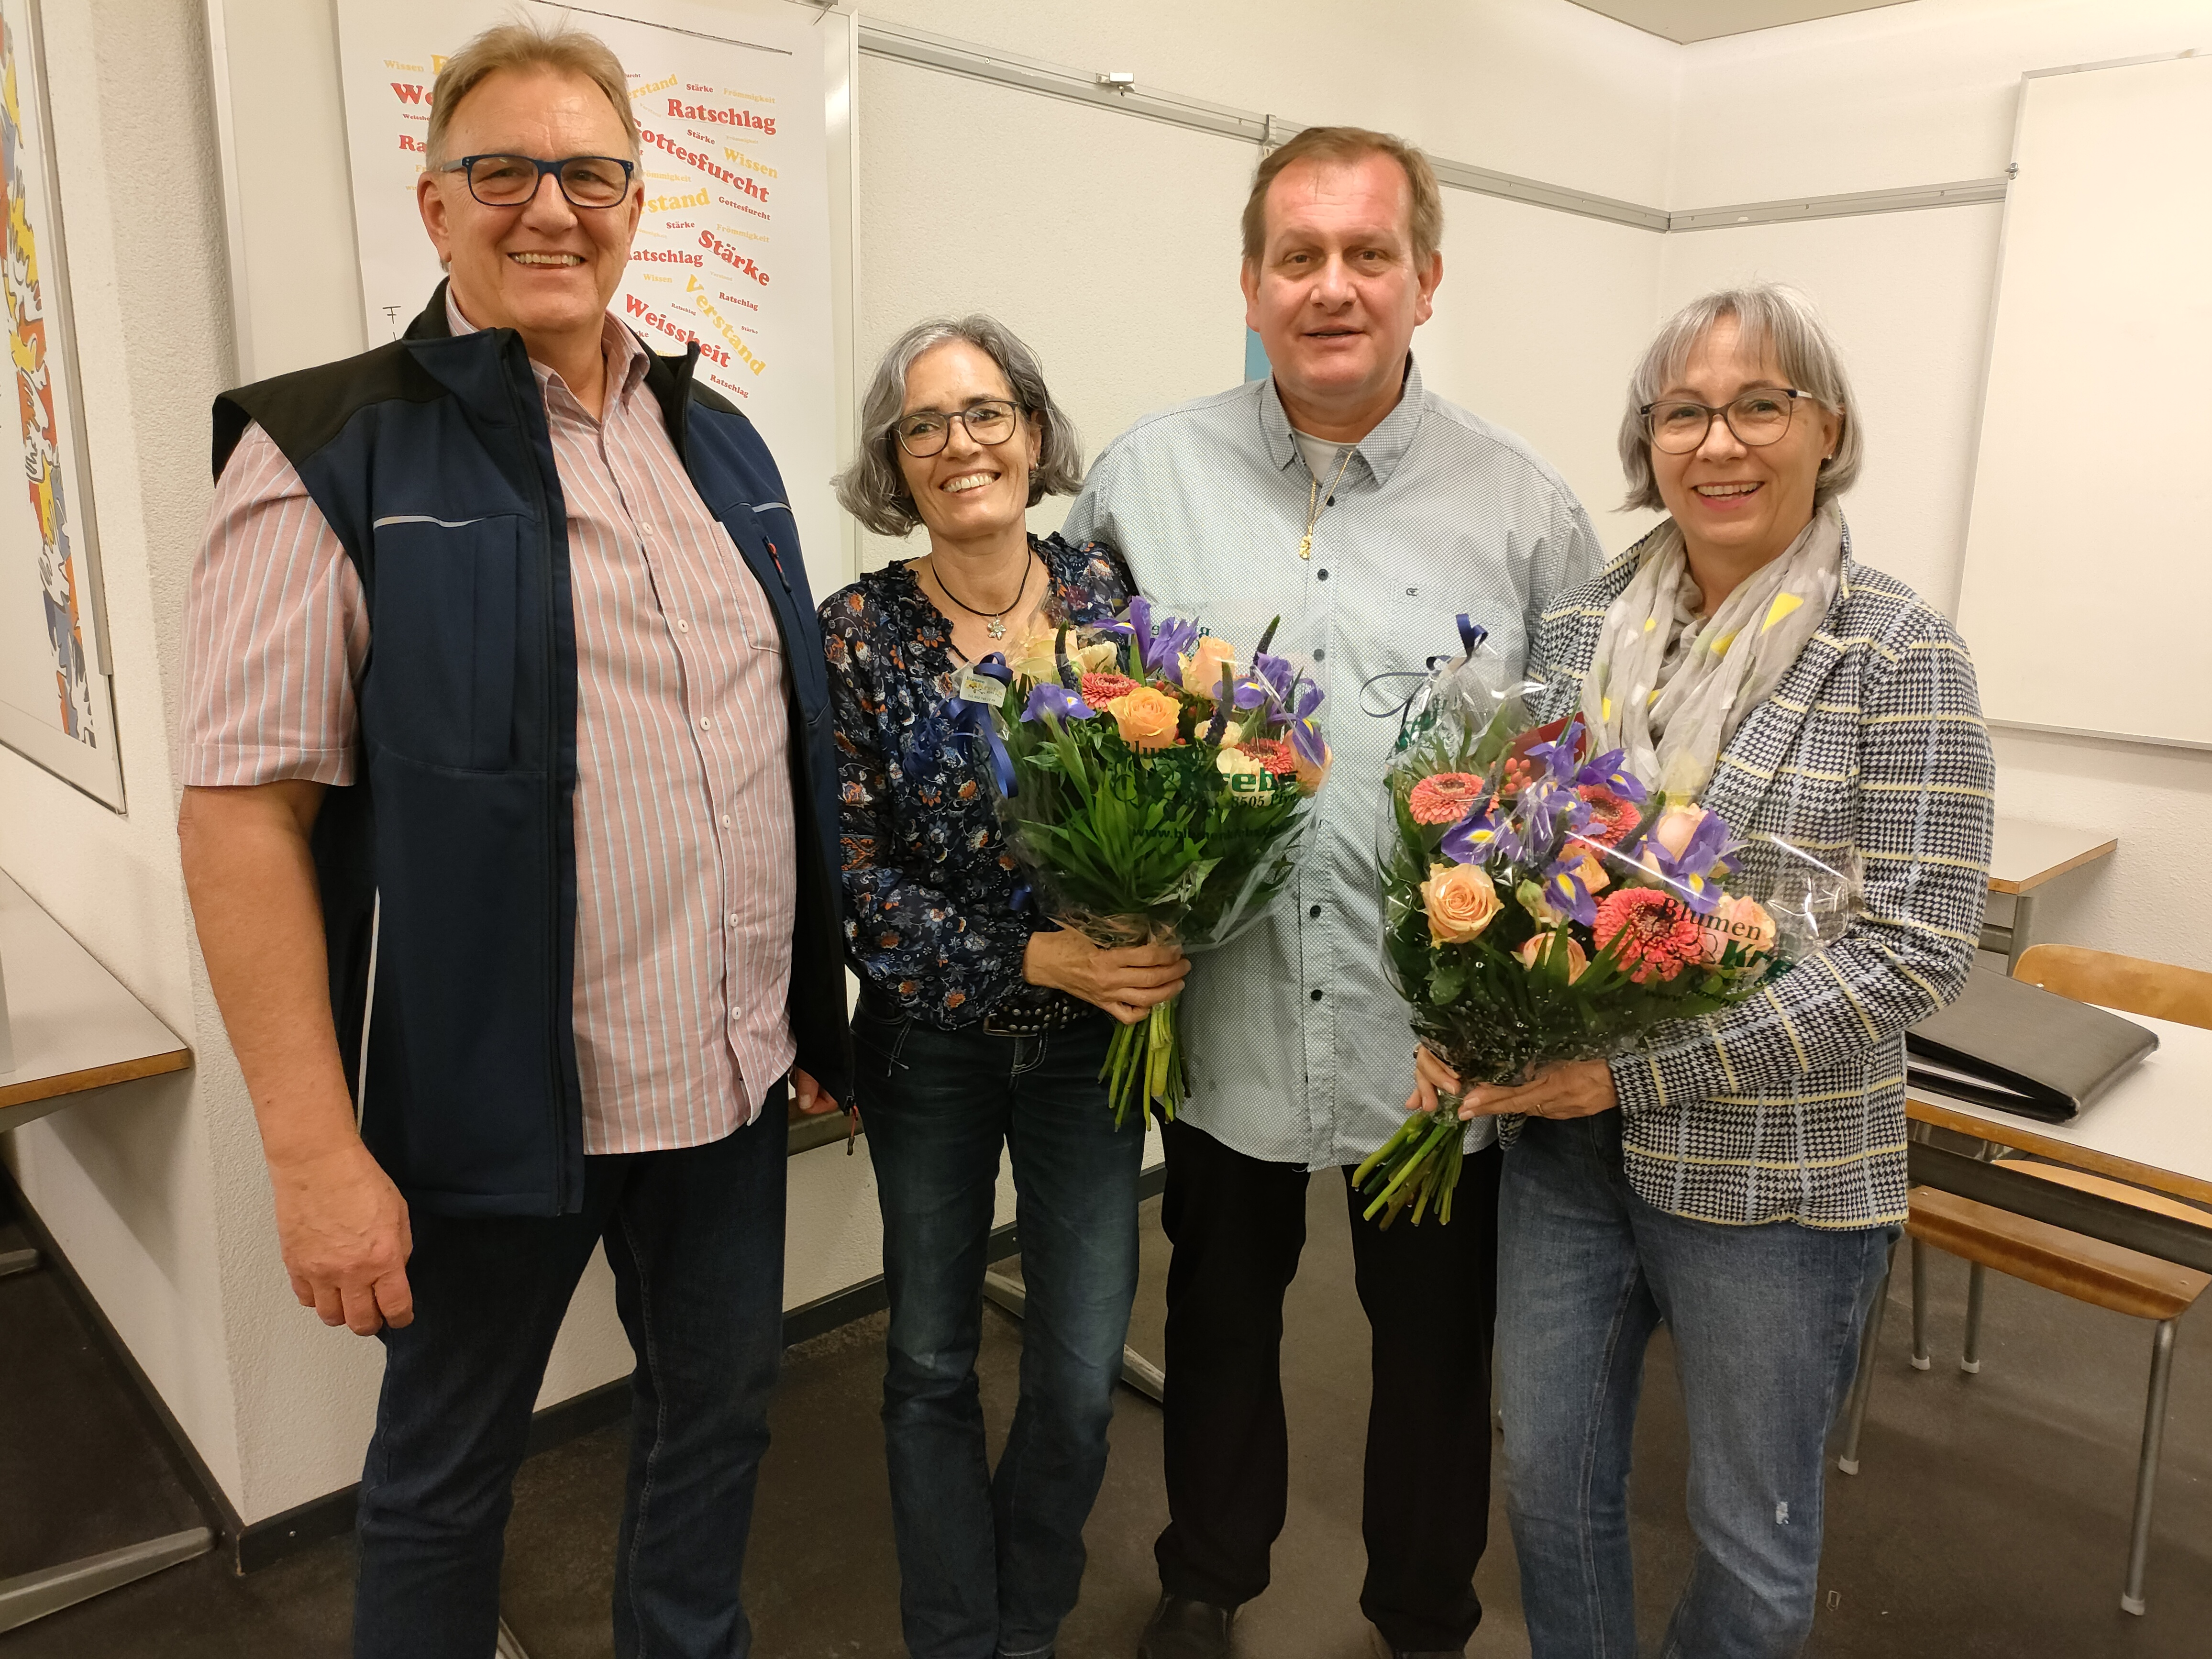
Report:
948,598,1329,1125
1353,634,1857,1225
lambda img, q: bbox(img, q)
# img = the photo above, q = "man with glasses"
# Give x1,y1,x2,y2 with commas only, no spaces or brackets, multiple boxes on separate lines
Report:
177,22,847,1659
1062,126,1604,1659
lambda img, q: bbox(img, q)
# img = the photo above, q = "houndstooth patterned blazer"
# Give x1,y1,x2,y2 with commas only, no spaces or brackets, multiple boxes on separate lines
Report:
1519,521,1995,1230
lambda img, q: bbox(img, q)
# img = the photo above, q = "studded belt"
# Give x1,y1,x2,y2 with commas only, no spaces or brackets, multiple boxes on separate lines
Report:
979,993,1098,1037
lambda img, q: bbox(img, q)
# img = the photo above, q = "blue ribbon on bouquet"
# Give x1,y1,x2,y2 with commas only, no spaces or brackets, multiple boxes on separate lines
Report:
1358,614,1495,739
943,653,1018,799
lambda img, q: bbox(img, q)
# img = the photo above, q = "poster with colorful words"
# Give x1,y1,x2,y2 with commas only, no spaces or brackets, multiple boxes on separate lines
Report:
335,0,838,564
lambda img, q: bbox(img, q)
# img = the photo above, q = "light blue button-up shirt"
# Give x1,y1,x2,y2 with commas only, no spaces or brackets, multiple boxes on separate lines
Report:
1061,359,1604,1170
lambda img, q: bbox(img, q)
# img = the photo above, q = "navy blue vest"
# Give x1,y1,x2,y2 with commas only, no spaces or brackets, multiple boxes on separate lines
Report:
212,284,851,1216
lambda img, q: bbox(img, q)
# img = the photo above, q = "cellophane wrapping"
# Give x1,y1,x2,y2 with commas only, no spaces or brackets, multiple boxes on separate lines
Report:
952,599,1331,1125
1354,636,1861,1225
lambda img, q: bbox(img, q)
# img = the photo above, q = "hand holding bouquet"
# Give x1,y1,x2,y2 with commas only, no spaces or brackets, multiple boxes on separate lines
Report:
1354,635,1856,1226
950,598,1330,1125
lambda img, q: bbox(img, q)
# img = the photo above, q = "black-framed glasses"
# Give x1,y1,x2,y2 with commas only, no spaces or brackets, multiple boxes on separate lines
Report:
440,153,636,209
1640,387,1821,453
893,399,1020,458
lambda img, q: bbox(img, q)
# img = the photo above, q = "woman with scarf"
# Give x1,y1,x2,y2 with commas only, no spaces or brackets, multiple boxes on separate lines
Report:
1413,284,1994,1657
820,314,1187,1659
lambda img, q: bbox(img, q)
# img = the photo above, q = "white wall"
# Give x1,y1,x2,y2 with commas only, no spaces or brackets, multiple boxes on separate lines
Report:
851,0,1677,566
1663,0,2212,971
8,0,2202,1533
0,0,1676,1526
0,0,253,1508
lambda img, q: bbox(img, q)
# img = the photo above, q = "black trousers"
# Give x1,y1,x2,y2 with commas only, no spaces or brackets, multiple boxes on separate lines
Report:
1154,1116,1504,1653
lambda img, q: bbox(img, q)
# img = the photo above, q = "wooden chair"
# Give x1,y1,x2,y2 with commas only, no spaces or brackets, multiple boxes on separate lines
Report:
1836,944,2212,1616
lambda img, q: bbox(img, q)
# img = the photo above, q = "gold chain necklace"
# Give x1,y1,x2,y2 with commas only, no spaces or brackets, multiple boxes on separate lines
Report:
1297,444,1356,561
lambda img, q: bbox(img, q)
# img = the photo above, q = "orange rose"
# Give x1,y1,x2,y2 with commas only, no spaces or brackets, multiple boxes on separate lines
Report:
1648,804,1711,860
1183,635,1239,698
1516,931,1590,981
1295,736,1332,796
1421,862,1502,947
1700,895,1779,965
1569,843,1613,895
1108,686,1183,750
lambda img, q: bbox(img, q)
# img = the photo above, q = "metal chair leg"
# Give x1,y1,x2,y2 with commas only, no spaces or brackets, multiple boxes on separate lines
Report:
1837,1250,1893,1476
1909,1236,1932,1370
2121,1318,2179,1616
1961,1262,1987,1373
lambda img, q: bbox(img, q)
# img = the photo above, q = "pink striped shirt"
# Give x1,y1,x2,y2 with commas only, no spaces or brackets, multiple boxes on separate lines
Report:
181,302,796,1154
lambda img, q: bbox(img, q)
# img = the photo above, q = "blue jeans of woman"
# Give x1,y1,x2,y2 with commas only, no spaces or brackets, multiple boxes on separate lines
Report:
856,993,1144,1659
1497,1112,1895,1659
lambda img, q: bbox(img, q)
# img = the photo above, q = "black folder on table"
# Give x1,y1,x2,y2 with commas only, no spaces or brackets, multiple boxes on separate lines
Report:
1906,966,2158,1124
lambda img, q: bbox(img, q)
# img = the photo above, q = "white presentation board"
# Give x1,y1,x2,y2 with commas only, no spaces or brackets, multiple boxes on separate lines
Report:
0,0,120,808
206,0,857,586
1958,54,2212,750
333,0,842,567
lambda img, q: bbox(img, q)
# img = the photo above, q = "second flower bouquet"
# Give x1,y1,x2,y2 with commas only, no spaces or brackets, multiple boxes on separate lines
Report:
949,598,1330,1126
1355,634,1857,1226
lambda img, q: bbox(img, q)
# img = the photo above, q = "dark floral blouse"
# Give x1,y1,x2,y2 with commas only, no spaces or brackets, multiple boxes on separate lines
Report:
818,532,1133,1029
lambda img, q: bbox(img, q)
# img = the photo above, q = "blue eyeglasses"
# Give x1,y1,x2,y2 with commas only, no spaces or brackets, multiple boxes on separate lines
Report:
439,154,636,210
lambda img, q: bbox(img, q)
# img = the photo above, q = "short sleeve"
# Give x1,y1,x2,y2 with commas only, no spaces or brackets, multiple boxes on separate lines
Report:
178,423,367,786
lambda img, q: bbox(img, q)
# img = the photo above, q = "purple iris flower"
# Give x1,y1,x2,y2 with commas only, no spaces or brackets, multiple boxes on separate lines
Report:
1125,594,1199,684
1250,650,1298,708
1022,684,1095,724
1441,798,1521,867
1573,746,1649,804
1539,855,1599,927
1522,718,1589,789
1514,774,1576,851
1282,681,1327,765
1636,809,1735,914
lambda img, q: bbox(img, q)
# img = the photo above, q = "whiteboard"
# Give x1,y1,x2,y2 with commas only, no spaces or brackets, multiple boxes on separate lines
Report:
1957,54,2212,750
206,0,860,583
0,0,121,808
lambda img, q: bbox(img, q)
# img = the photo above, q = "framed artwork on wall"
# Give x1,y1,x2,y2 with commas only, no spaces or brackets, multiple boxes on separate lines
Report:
0,0,121,810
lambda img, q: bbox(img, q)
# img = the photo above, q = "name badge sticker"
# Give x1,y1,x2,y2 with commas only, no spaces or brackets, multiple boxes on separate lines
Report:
956,670,1006,708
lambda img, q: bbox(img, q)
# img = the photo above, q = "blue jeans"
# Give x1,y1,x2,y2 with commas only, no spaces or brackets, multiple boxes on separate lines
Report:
353,1100,787,1659
1496,1113,1895,1659
856,995,1144,1659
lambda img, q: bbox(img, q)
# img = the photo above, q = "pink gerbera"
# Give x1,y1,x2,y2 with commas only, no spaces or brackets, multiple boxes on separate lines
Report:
1577,785,1639,848
1237,737,1299,777
1408,772,1485,825
1080,671,1138,706
1593,888,1704,984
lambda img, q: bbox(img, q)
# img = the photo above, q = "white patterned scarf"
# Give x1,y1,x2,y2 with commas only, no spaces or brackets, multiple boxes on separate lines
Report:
1581,498,1844,800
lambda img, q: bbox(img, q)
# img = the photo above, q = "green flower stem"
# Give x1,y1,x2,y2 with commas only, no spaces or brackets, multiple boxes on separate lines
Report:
1100,999,1185,1128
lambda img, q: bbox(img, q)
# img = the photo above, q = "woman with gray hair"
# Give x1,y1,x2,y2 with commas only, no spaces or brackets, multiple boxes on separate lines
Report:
1412,284,1993,1655
819,315,1187,1659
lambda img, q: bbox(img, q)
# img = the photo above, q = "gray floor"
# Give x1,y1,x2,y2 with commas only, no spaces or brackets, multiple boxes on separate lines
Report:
4,1182,2207,1658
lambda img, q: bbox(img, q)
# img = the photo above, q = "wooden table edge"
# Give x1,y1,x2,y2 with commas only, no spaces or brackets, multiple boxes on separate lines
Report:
1987,836,2118,896
1908,1093,2212,1209
0,1047,193,1111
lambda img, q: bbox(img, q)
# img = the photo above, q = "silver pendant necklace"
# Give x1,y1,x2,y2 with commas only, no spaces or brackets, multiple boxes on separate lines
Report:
933,550,1036,640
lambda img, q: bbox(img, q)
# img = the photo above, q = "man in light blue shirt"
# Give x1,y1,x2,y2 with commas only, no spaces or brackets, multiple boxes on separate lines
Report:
1061,126,1602,1659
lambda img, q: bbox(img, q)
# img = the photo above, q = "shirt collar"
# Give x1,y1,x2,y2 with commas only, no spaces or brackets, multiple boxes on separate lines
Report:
443,288,650,408
1256,353,1427,490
